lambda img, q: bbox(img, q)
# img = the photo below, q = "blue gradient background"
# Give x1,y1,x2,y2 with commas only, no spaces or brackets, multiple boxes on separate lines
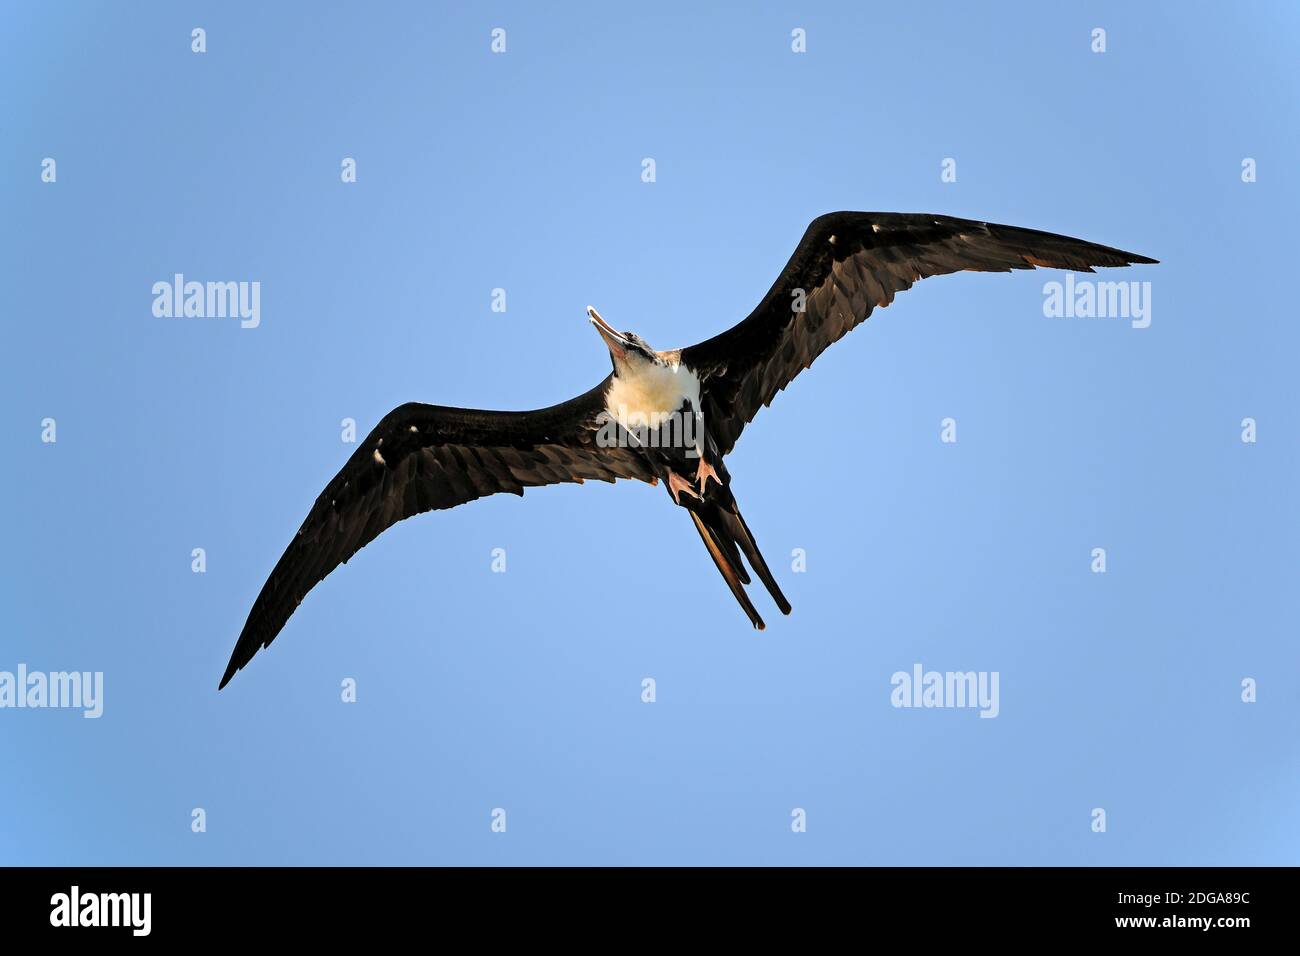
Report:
2,2,1297,865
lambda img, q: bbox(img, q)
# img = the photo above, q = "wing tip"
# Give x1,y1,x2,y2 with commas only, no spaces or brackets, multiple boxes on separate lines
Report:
218,636,259,690
217,658,239,690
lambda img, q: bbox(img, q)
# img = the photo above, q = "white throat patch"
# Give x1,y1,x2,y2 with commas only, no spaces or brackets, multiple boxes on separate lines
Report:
605,359,701,431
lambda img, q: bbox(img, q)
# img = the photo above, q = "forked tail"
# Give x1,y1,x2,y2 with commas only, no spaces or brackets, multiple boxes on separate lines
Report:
687,495,792,630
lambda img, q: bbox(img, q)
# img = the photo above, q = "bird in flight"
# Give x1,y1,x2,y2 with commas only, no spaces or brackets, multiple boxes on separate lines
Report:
219,212,1155,688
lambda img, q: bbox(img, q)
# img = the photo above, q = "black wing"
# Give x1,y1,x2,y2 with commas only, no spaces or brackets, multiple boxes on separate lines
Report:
220,376,649,688
682,212,1157,456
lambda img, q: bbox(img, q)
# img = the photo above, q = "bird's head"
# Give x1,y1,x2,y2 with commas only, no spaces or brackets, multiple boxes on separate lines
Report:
588,306,660,375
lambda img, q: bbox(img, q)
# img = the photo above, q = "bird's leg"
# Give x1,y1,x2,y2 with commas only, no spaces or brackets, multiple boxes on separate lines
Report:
691,421,724,492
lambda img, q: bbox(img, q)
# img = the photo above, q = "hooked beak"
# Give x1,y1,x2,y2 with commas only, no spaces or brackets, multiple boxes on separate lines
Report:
587,306,629,359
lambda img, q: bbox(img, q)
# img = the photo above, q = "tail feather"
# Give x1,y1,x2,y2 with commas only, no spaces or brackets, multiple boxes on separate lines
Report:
689,511,765,630
715,505,792,616
686,492,792,627
708,516,751,585
666,450,791,627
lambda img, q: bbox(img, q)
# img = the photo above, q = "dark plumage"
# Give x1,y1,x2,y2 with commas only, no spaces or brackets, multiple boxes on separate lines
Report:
220,212,1155,689
684,212,1157,455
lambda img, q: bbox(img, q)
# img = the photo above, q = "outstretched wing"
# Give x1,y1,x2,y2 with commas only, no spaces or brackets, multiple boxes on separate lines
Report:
682,212,1157,456
220,377,648,688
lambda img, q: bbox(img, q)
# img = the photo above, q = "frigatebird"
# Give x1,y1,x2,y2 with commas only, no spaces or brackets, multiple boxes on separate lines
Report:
219,212,1155,688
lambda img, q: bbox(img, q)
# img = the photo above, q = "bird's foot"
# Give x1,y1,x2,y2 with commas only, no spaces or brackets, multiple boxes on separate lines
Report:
667,470,702,503
696,456,722,491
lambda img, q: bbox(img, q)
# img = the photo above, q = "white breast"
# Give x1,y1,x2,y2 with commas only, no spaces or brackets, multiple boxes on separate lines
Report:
605,361,701,431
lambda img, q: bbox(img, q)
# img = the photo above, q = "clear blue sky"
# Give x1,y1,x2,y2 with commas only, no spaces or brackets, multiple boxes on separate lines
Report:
2,1,1297,865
